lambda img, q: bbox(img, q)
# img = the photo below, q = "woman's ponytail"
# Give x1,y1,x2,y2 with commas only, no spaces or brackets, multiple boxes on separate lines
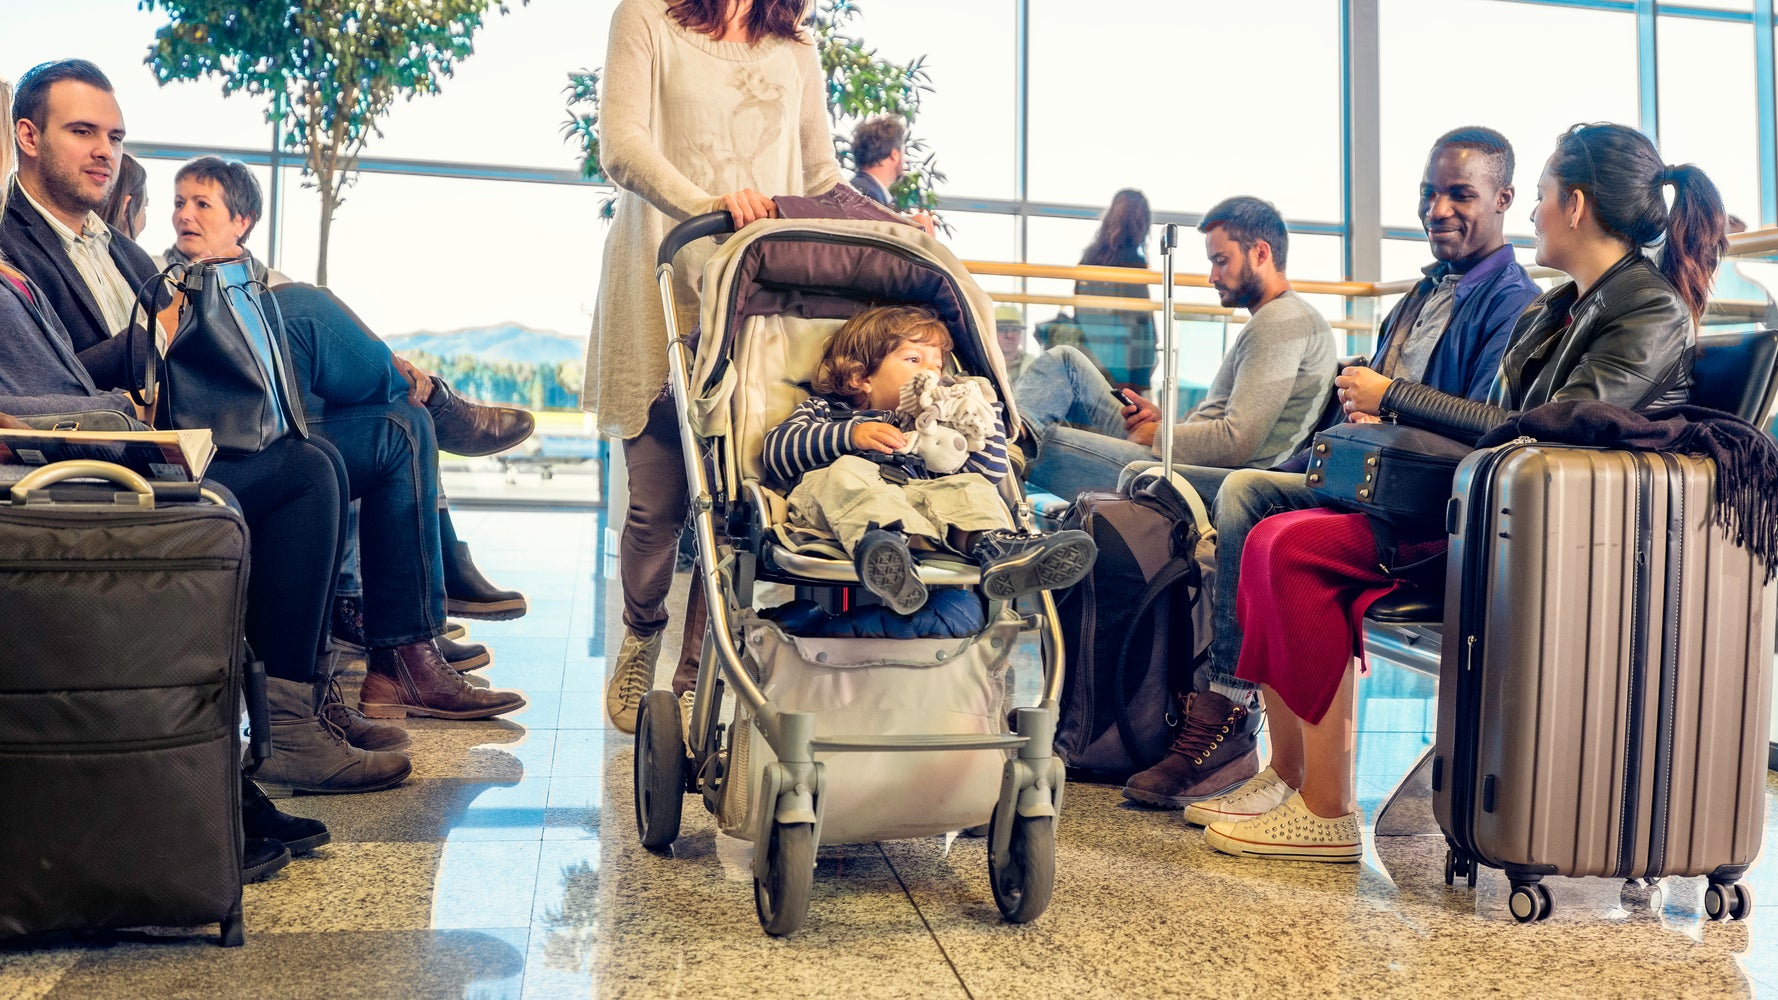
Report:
1659,162,1728,321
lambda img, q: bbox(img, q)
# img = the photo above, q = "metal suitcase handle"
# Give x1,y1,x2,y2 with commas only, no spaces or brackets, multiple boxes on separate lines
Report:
9,459,225,508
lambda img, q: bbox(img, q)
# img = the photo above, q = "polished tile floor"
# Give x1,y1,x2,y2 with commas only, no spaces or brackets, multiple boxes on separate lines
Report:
2,507,1775,999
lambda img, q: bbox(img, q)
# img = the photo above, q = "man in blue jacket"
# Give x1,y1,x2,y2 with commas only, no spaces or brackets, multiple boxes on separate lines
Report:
1125,126,1541,812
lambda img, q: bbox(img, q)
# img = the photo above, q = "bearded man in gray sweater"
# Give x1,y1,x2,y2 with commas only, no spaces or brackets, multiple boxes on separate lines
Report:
1014,196,1335,502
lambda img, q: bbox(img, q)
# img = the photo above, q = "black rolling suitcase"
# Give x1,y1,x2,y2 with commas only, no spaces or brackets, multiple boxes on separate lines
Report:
1434,443,1773,924
0,461,262,947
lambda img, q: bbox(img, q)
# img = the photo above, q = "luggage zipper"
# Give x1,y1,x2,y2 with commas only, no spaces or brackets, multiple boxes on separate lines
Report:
1616,454,1656,878
0,724,234,756
1449,438,1534,865
0,558,236,572
1644,453,1686,878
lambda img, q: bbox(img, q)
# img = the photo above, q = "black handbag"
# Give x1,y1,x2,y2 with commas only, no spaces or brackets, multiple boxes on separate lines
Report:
1304,421,1471,530
128,257,307,455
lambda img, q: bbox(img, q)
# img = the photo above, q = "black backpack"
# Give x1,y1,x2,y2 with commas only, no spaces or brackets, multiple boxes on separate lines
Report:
1051,470,1216,781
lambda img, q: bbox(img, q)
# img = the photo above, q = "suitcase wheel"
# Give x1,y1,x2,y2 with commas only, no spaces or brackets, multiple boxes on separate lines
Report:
1705,881,1754,922
1508,881,1553,923
1444,848,1477,889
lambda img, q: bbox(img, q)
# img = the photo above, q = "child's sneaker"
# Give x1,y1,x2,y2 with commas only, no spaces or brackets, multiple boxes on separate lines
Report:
970,528,1097,600
855,528,927,614
1182,765,1291,827
1202,791,1363,863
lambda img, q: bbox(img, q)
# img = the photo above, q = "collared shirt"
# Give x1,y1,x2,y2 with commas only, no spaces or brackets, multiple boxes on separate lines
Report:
1389,271,1461,382
19,183,141,340
1377,246,1517,381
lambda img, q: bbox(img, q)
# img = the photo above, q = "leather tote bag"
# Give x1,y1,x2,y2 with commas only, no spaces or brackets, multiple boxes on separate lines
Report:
1304,420,1471,530
129,257,306,454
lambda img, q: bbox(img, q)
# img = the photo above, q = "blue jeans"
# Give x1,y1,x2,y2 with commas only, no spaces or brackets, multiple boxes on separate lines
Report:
1015,346,1153,499
308,402,445,647
1204,468,1320,691
269,284,406,416
271,284,444,646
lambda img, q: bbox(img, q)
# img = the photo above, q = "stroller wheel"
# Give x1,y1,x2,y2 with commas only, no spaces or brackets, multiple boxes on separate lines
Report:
754,821,816,937
988,811,1056,923
634,690,686,850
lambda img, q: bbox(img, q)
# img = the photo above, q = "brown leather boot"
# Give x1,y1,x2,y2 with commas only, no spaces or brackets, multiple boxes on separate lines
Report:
425,376,535,456
361,639,527,720
1121,691,1261,809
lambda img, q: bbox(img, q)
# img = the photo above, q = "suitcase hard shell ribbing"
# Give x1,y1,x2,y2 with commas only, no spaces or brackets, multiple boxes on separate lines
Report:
0,479,252,946
1432,443,1773,921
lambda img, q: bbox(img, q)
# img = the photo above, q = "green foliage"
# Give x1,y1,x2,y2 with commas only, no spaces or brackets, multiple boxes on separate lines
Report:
404,350,583,411
813,0,944,215
561,68,616,220
140,0,526,284
561,0,944,220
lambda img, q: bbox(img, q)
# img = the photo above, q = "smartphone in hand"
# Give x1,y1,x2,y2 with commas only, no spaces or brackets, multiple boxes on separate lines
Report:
1113,388,1136,408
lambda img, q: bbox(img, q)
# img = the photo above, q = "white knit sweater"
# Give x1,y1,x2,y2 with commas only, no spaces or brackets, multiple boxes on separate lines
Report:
583,0,843,438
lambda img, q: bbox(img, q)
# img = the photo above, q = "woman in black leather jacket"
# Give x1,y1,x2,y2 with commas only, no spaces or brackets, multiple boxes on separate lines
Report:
1183,123,1726,865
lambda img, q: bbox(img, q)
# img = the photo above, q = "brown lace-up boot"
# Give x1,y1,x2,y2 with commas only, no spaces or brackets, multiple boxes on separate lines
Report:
360,639,527,720
1121,691,1261,809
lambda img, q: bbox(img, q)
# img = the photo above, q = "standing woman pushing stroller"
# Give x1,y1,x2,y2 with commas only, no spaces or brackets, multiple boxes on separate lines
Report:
1190,122,1725,862
589,0,846,732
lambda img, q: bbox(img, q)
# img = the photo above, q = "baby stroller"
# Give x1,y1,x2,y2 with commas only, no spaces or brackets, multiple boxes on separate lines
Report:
630,200,1067,937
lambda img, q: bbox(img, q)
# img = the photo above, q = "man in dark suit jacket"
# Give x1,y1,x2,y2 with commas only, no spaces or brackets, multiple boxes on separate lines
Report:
849,114,904,207
2,58,527,735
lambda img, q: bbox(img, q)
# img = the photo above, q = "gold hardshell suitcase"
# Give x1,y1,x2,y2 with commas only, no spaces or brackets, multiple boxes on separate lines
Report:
1432,443,1773,923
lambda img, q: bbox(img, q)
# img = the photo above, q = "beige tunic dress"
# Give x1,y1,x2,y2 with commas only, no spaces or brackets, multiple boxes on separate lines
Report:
583,0,843,438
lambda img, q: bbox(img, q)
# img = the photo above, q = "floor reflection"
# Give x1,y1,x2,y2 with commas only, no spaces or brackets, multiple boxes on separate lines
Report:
7,508,1774,1000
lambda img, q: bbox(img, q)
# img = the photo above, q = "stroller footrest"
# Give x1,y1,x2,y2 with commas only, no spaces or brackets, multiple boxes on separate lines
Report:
769,548,982,586
809,734,1028,752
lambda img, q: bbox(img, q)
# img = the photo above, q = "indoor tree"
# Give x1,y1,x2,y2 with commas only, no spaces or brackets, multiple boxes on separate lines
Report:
141,0,527,284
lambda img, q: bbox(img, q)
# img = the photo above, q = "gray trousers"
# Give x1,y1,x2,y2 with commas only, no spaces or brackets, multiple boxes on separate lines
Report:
621,389,707,695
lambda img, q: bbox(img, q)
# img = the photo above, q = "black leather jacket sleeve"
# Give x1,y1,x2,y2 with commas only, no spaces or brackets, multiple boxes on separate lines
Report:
1379,377,1505,445
1378,256,1694,443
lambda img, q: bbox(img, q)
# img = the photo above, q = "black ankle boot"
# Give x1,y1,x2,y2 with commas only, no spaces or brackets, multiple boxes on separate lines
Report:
443,540,528,620
242,774,332,854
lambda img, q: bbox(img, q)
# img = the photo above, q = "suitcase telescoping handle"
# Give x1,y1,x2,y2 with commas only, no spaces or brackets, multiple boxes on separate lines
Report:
1157,223,1179,475
9,460,227,508
11,459,156,507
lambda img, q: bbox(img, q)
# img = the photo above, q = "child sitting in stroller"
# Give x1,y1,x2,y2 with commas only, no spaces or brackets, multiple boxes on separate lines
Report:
763,304,1097,614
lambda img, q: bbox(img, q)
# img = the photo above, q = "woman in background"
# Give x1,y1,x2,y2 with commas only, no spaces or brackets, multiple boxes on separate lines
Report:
99,151,147,239
1073,188,1156,395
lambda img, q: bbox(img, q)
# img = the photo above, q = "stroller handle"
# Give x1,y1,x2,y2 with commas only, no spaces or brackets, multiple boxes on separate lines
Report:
657,211,738,268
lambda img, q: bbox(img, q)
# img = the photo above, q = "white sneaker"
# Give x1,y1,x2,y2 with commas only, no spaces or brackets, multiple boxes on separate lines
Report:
1203,791,1363,863
605,630,662,733
678,689,696,745
1182,765,1291,827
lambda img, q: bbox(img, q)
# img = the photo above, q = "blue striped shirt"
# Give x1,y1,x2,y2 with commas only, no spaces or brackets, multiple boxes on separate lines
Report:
762,393,1010,490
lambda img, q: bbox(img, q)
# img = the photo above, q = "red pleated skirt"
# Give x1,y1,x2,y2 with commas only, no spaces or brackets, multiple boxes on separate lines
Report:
1233,508,1445,725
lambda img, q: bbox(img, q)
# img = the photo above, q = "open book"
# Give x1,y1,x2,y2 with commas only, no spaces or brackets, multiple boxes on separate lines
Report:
0,427,215,483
